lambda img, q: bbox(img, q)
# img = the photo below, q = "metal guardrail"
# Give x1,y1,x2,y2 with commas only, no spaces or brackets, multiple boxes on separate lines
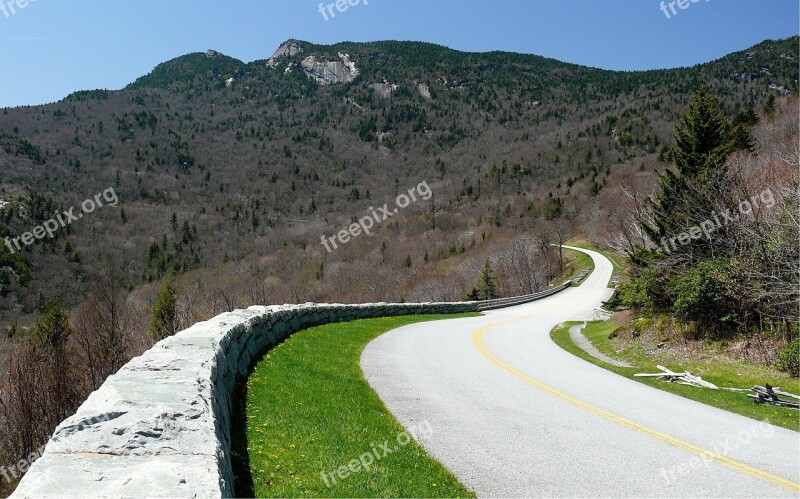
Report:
572,267,591,284
473,281,573,311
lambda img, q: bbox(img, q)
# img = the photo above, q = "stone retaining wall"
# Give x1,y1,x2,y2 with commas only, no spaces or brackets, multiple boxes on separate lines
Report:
11,283,570,498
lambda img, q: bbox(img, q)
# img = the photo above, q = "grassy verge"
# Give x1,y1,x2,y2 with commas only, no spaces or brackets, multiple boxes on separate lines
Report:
560,247,595,287
566,240,623,287
551,321,800,431
232,314,479,498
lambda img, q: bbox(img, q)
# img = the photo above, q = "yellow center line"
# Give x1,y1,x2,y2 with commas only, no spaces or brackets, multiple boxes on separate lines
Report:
471,298,800,494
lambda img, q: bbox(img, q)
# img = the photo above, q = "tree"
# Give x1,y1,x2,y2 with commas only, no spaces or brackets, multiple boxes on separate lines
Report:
479,259,497,299
32,302,72,353
4,320,18,339
640,85,736,258
30,302,80,438
763,94,776,121
730,105,759,151
615,86,798,344
498,237,551,295
543,194,562,220
551,220,574,273
670,85,734,178
74,257,132,390
150,281,178,341
465,259,497,301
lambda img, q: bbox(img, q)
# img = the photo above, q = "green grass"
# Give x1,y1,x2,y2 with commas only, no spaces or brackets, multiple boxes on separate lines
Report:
551,321,800,431
232,314,479,498
561,248,595,287
566,240,623,287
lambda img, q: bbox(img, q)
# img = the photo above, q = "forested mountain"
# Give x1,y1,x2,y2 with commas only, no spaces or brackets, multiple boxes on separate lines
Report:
0,37,796,326
0,36,798,496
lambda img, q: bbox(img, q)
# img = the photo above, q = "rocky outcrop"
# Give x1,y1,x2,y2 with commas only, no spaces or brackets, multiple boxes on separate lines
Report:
12,284,571,498
417,83,432,100
266,41,359,86
300,52,359,85
267,40,303,67
371,81,398,99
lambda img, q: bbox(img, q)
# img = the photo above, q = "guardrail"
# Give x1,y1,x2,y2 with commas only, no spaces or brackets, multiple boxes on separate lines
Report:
473,282,572,311
572,267,591,284
11,282,574,498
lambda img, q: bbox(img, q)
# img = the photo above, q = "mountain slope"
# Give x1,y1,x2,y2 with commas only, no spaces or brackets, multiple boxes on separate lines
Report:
0,37,796,325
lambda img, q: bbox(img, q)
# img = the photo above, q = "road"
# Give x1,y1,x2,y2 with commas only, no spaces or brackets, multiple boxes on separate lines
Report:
361,246,800,498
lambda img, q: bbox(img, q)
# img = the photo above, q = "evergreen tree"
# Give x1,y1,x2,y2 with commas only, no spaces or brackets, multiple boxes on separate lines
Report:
669,85,734,177
31,302,77,427
464,287,480,301
730,105,759,151
150,281,178,341
479,258,497,300
763,94,777,121
620,85,748,334
641,85,735,253
464,259,498,301
32,302,72,352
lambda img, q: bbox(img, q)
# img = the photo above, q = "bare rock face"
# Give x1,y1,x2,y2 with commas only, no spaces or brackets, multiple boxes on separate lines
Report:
418,83,432,100
267,41,359,86
267,40,303,67
371,81,398,99
301,53,359,85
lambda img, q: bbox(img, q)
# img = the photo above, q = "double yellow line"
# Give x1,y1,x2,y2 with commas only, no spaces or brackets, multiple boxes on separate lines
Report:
472,315,800,494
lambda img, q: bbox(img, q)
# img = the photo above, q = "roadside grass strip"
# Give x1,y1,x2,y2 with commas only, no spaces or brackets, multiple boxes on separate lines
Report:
562,247,595,287
233,314,478,498
472,317,799,494
550,321,800,431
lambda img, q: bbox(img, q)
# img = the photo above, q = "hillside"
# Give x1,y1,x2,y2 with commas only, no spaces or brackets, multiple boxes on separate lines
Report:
0,37,796,328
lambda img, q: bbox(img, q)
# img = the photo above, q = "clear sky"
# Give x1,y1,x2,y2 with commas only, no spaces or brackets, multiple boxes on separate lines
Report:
0,0,797,108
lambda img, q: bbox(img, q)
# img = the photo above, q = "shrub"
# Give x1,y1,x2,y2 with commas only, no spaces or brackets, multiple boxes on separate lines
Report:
608,327,625,340
776,338,799,377
670,259,746,338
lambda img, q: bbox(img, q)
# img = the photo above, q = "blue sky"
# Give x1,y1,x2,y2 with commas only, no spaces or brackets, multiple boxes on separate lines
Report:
0,0,797,107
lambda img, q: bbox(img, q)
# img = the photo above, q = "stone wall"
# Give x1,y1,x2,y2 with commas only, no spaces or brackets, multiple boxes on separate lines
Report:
11,283,569,498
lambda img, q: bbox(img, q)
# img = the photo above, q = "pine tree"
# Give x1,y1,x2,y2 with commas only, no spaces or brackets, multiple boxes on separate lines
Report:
31,302,76,425
479,258,497,300
150,281,178,341
641,85,735,251
763,94,777,121
33,302,72,352
730,105,759,152
669,85,734,177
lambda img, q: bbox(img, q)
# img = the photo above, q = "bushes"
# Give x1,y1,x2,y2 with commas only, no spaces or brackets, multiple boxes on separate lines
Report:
608,327,625,340
670,259,747,337
776,338,799,377
613,267,668,312
617,86,798,350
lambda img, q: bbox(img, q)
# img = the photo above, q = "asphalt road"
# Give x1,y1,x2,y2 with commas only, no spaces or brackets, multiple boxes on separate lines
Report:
361,247,800,498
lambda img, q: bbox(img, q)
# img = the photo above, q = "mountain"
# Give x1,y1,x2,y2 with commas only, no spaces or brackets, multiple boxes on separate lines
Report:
0,37,796,326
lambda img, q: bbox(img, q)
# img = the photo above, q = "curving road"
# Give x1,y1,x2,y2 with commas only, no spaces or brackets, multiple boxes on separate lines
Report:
361,247,800,498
